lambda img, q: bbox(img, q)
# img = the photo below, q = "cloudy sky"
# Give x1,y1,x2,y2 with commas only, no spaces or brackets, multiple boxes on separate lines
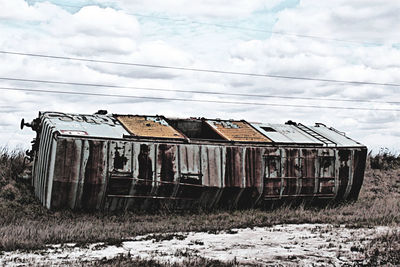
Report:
0,0,399,152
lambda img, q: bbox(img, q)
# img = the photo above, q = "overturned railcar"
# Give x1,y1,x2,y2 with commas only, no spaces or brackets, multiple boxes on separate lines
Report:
21,111,367,211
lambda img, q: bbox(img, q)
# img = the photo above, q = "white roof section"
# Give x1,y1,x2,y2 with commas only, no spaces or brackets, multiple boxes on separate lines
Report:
309,124,364,147
42,112,129,138
251,123,323,145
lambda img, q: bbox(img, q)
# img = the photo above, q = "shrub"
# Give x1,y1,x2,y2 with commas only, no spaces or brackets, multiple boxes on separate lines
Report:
369,148,400,170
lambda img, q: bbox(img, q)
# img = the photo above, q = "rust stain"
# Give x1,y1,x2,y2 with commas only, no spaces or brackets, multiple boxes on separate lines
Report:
300,149,317,195
81,140,106,210
117,115,185,139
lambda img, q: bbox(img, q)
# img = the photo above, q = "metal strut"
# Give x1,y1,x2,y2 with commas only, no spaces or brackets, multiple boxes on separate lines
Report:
295,123,336,147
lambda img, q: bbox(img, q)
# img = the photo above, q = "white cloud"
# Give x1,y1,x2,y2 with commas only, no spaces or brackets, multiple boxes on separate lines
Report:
0,0,44,21
105,0,284,18
0,0,399,152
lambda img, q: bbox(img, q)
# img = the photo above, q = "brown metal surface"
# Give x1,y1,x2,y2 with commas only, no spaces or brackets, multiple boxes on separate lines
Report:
206,120,272,142
117,115,185,139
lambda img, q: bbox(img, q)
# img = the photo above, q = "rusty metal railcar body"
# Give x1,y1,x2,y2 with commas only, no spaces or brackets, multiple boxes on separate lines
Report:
22,111,367,211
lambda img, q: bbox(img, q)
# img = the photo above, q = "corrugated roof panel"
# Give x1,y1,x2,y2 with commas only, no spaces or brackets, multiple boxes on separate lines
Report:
206,120,271,142
309,125,364,147
251,123,323,145
117,115,185,139
43,112,129,138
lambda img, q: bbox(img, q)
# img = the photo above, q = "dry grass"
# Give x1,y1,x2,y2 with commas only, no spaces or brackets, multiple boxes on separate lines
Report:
81,255,243,267
361,230,400,266
0,148,399,252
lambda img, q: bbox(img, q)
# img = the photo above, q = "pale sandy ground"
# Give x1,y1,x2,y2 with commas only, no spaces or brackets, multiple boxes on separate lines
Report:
1,224,397,266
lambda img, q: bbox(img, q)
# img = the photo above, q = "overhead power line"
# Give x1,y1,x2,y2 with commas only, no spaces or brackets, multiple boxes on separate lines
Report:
1,50,399,87
1,76,400,105
37,2,385,46
0,86,399,112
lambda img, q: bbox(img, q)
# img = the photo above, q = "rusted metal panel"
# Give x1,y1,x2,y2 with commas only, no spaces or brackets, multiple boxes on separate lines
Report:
206,120,271,142
81,140,108,210
201,145,223,188
281,149,300,196
107,141,134,211
317,149,335,195
51,139,82,209
176,145,203,200
117,115,185,140
156,143,178,198
218,146,244,208
348,148,367,200
263,148,282,197
124,143,155,211
199,145,224,208
300,149,317,195
335,149,351,200
224,146,244,187
237,147,264,208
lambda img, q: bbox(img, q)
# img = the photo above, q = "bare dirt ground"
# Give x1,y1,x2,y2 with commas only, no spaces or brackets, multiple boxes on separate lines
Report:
1,224,398,266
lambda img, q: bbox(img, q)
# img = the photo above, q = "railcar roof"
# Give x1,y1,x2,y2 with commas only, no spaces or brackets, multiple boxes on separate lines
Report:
38,111,364,147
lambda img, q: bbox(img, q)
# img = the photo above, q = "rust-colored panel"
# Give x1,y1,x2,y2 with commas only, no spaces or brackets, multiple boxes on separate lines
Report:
117,115,185,139
300,149,317,195
201,146,223,187
224,146,243,187
237,147,264,208
51,139,81,209
81,140,107,210
108,141,132,173
244,147,263,187
348,148,367,200
156,144,177,197
281,149,300,196
124,143,155,211
336,149,351,200
263,148,282,197
282,178,297,195
282,149,300,178
176,145,203,200
316,149,335,195
206,120,271,142
319,179,335,194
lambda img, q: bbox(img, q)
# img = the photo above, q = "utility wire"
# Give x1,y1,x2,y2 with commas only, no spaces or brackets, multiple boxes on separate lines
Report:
1,76,400,105
1,50,399,87
0,86,399,112
36,2,386,46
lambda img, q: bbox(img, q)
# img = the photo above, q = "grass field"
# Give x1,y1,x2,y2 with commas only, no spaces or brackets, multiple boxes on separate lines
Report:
0,147,399,265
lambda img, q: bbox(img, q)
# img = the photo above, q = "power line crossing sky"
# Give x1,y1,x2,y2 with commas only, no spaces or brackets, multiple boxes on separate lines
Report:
1,0,400,152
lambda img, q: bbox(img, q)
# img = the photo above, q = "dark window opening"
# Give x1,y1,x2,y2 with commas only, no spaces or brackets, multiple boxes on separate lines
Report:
261,126,277,132
168,119,225,140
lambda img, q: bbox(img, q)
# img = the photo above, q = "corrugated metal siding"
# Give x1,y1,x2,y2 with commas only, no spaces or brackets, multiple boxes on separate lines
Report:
39,135,366,211
32,119,55,206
